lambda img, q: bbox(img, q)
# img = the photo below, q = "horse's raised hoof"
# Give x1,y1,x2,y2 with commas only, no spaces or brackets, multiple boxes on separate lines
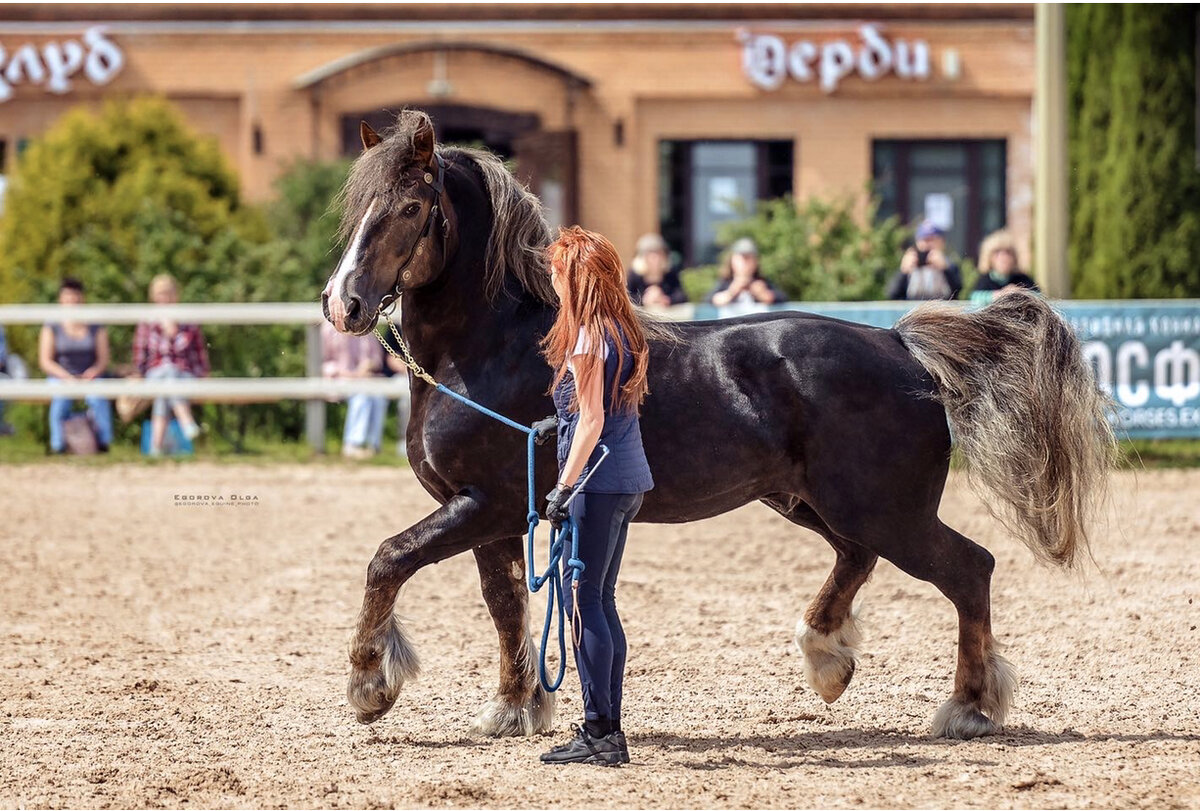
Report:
795,617,861,704
931,698,999,739
471,683,555,737
347,614,421,725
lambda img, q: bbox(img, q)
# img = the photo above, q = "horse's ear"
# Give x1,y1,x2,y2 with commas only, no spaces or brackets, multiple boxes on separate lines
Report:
412,115,435,167
360,121,382,151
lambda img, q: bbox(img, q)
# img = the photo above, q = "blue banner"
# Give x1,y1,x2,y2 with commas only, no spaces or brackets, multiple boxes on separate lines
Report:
689,300,1200,439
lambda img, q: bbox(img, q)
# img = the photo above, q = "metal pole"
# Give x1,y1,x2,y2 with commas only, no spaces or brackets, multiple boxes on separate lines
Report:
305,323,326,454
1035,3,1071,298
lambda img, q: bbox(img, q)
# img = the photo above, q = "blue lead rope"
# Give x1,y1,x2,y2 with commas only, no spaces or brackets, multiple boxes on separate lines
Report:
423,381,597,692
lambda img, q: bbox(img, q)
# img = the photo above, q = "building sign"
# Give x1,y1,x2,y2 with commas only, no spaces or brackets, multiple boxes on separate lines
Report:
0,27,124,102
1067,304,1200,439
738,25,930,93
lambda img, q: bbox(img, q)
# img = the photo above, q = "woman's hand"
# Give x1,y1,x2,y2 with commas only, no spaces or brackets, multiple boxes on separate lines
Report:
749,279,777,303
531,415,558,446
544,484,573,528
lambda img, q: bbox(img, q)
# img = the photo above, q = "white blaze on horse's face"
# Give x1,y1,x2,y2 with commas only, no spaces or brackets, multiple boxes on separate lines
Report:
324,198,377,333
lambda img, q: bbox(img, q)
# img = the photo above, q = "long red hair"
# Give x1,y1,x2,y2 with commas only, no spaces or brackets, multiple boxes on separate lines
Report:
541,226,650,414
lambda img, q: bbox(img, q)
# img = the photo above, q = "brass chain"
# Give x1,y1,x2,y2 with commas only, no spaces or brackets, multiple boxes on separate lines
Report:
374,299,437,387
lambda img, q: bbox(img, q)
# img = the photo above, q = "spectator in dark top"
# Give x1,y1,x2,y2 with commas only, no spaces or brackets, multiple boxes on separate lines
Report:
707,238,786,306
970,230,1039,304
133,274,209,456
626,233,687,308
888,221,962,301
39,278,114,453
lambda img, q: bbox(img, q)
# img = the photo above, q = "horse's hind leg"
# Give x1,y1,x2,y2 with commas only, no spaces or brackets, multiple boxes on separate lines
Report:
797,539,877,703
875,520,1016,739
470,536,554,736
767,499,877,704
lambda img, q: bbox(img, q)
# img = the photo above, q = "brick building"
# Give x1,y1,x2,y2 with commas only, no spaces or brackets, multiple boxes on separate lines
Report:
0,4,1035,266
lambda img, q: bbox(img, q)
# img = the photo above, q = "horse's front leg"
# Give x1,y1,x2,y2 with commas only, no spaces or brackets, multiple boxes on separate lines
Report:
470,536,555,736
348,489,506,725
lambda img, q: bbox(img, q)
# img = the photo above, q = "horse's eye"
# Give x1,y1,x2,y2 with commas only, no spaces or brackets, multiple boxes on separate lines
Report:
402,202,421,218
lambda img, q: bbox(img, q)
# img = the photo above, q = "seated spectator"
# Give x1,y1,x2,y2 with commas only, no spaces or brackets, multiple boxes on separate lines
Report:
970,230,1039,304
379,324,412,460
707,238,786,306
888,221,962,301
133,274,209,456
0,323,27,437
38,278,114,453
627,233,687,308
321,320,386,459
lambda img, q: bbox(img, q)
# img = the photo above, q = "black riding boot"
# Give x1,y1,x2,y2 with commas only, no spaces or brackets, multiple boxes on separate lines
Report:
539,724,624,766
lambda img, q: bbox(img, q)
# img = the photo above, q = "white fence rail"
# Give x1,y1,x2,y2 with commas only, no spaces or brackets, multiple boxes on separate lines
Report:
0,302,408,452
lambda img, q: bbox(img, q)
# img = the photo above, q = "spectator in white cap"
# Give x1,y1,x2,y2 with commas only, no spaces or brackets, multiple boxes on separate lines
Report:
707,237,786,306
888,220,962,300
626,233,687,309
969,229,1038,304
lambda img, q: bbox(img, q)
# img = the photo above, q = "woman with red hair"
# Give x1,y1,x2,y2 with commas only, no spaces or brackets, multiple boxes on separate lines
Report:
539,226,654,766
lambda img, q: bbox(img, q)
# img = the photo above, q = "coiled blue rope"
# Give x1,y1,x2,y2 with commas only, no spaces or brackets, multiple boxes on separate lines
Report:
424,381,590,692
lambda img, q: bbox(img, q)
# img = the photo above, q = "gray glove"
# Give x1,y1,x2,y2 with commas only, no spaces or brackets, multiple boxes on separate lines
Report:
531,415,558,446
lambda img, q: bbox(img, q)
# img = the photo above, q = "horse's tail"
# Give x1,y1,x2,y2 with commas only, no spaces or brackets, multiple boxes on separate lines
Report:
895,291,1116,568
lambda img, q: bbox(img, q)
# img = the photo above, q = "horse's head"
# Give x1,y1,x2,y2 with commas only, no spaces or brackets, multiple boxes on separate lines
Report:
322,110,455,335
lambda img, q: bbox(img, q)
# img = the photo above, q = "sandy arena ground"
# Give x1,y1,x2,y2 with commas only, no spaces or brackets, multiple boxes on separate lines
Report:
1,462,1198,809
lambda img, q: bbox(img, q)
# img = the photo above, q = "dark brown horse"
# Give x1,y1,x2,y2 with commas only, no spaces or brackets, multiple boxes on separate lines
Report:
321,110,1115,740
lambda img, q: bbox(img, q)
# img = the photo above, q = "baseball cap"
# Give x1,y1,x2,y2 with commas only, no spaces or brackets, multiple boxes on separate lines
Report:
635,233,668,256
915,220,945,241
729,237,759,256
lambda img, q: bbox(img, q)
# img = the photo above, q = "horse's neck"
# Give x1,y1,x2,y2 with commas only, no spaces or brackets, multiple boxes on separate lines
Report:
400,280,552,381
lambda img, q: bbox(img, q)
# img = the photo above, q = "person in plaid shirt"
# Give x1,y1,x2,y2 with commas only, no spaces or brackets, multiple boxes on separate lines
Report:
133,274,209,455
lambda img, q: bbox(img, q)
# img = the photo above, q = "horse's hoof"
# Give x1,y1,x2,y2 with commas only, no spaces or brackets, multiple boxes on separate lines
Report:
796,618,861,704
471,686,555,737
931,698,1000,739
356,708,388,725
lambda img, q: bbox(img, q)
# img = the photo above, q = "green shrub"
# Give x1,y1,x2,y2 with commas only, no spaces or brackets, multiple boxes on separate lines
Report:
705,194,909,302
0,97,359,448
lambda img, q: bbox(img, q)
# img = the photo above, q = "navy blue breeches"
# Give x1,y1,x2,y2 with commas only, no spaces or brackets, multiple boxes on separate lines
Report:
561,490,644,723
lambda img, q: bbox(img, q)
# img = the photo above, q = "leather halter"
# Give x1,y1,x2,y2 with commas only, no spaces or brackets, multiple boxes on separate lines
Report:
378,151,449,316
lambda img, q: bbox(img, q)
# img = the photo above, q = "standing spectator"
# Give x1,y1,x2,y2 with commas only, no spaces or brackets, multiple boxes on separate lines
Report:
132,274,208,456
970,230,1039,304
888,221,962,301
379,322,412,460
707,238,786,306
626,233,687,308
321,320,386,459
39,278,114,453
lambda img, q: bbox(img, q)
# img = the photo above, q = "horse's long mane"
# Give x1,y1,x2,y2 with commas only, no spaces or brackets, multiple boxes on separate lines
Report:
336,109,555,305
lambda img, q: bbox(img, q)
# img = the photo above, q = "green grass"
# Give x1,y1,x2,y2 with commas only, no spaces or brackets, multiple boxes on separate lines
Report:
0,429,410,467
1117,438,1200,469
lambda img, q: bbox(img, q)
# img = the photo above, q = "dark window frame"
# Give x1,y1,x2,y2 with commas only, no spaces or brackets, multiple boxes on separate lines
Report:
871,138,1007,262
659,138,794,267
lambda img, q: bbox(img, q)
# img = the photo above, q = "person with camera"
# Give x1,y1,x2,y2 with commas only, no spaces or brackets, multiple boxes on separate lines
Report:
888,221,962,301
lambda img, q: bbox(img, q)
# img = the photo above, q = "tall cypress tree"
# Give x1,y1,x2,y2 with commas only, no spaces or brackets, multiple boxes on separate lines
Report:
1068,4,1200,298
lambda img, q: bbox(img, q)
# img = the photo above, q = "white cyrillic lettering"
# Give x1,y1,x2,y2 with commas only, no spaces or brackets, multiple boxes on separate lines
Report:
83,27,123,86
820,40,854,93
42,40,83,94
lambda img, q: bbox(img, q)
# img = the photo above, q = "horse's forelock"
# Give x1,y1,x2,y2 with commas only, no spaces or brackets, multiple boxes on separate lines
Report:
336,111,427,243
